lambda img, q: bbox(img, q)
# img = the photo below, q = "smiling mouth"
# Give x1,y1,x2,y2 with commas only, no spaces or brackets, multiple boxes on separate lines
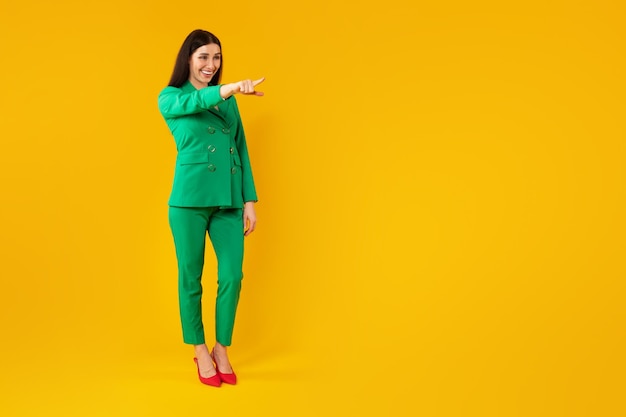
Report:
201,70,214,77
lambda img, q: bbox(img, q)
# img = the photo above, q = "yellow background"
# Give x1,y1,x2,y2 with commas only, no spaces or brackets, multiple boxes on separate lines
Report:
1,0,625,415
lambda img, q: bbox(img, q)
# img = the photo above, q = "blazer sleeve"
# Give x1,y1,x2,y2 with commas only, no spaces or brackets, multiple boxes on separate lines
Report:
158,85,223,118
232,97,258,203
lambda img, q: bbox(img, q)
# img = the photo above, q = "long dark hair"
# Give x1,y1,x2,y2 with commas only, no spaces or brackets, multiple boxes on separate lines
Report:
168,29,223,88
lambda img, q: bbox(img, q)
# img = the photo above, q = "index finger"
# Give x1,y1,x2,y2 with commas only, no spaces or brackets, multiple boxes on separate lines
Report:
252,77,265,87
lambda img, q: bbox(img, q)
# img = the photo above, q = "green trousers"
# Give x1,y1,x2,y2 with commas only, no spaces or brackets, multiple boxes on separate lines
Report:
168,206,244,346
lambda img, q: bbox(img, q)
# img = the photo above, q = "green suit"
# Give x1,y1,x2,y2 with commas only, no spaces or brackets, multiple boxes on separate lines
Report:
158,81,257,346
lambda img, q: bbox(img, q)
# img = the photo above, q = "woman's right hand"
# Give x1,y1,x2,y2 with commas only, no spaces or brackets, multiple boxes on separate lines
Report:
220,77,265,98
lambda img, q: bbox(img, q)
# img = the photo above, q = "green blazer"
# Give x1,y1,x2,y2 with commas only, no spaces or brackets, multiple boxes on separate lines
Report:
158,81,258,208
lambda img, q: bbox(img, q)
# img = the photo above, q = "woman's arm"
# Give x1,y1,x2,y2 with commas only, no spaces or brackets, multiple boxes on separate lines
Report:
158,85,223,118
231,97,258,204
220,78,265,99
243,201,256,236
158,78,265,118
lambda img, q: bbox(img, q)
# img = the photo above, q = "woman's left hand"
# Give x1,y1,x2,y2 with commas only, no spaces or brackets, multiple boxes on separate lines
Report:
243,202,257,236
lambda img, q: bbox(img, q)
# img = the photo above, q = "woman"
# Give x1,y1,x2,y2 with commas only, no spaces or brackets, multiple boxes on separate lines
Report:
158,29,264,387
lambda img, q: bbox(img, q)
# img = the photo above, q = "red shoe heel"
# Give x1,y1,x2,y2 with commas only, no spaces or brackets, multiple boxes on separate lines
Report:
210,351,237,385
193,357,221,387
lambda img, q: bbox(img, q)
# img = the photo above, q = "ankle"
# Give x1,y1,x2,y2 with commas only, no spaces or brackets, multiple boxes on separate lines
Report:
213,343,228,354
194,344,209,355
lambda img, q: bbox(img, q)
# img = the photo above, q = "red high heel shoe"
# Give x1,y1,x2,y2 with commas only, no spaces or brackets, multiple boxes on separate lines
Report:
210,350,237,385
193,357,222,387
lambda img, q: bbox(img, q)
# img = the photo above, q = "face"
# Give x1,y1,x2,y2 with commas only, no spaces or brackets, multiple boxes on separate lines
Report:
188,43,221,89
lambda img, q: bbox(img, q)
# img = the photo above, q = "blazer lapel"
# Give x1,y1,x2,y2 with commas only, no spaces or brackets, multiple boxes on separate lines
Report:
181,81,231,124
208,95,231,122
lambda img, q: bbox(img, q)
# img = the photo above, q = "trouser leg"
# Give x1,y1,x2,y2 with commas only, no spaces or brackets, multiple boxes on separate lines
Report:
208,208,245,346
169,206,213,345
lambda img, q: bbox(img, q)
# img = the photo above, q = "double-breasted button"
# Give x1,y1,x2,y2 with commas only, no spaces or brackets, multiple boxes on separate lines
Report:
208,145,216,153
230,147,234,154
208,164,216,172
231,167,237,174
207,127,216,134
222,128,230,134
